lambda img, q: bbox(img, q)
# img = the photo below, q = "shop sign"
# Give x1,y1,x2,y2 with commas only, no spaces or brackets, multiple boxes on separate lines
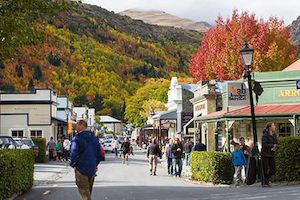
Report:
227,83,249,106
279,89,300,97
181,112,193,127
195,103,206,112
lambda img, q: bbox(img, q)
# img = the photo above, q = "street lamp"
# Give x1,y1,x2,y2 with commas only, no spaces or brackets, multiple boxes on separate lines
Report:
240,41,258,154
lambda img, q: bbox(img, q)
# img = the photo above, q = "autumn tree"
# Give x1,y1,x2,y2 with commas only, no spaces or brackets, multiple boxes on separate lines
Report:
189,10,298,81
140,99,167,119
125,78,169,126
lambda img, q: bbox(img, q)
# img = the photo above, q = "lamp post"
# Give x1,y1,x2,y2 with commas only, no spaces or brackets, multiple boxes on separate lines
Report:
240,41,258,154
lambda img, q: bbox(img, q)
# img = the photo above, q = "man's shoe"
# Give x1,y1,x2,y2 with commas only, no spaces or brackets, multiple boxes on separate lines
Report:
153,172,157,176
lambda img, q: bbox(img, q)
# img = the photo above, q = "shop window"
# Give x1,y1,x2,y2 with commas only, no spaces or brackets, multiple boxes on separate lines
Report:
217,133,223,148
30,130,42,138
278,123,291,137
11,130,24,138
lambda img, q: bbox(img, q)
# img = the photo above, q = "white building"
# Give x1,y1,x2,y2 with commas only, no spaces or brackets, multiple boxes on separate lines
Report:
73,106,88,120
0,89,63,142
162,77,197,138
87,108,95,131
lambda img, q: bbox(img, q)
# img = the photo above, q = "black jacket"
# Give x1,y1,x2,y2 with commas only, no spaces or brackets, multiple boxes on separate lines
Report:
147,144,161,157
261,129,278,158
172,143,183,159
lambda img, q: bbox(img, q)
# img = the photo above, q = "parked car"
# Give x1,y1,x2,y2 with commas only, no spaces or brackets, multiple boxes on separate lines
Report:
0,136,18,149
14,138,39,156
100,144,105,161
103,139,114,152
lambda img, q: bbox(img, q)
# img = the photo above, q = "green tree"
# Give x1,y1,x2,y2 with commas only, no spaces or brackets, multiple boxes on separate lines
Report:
125,78,169,126
140,99,167,119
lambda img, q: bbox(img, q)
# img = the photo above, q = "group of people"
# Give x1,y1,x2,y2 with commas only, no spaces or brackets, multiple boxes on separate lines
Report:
46,136,71,162
231,122,278,187
147,137,207,177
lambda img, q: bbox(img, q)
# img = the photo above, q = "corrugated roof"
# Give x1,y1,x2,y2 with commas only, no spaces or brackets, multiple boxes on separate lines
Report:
195,104,300,121
99,116,121,123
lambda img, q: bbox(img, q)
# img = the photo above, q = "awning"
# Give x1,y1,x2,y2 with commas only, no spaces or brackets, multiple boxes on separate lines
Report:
51,117,67,124
152,109,177,120
195,104,300,122
183,117,196,134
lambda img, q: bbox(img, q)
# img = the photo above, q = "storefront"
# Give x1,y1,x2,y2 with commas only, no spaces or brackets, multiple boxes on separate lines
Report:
194,69,300,151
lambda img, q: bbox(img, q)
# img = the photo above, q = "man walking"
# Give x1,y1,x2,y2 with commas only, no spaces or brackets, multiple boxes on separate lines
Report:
172,138,183,177
46,137,56,161
184,139,193,166
70,120,101,200
147,138,161,176
165,138,174,175
121,138,131,165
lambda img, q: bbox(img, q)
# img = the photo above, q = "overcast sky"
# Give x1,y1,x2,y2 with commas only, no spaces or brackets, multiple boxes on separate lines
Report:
84,0,300,25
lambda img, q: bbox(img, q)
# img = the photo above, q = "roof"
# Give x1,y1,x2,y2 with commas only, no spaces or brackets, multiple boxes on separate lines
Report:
99,116,121,123
51,117,67,124
283,59,300,71
152,110,177,120
195,104,300,121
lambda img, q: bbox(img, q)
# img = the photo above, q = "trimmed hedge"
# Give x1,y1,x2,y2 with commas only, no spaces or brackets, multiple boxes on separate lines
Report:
191,151,234,184
32,138,47,163
273,136,300,182
0,149,35,200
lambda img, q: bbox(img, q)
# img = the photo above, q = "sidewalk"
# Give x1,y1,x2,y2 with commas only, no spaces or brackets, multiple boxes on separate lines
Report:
33,161,71,186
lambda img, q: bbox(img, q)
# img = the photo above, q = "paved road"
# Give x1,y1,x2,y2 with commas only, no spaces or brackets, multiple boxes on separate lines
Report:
17,151,300,200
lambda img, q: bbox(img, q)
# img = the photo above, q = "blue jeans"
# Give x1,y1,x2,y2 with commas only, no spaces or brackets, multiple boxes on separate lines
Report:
185,153,190,166
167,157,173,174
172,158,183,176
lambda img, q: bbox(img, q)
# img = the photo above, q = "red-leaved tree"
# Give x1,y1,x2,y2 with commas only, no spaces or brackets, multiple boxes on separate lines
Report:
189,10,298,81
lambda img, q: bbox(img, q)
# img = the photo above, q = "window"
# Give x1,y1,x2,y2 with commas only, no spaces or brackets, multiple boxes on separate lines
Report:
11,130,24,137
278,123,291,137
30,130,42,138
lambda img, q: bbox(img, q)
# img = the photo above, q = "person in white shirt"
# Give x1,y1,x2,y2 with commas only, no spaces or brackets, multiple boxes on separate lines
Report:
113,140,120,157
63,138,71,161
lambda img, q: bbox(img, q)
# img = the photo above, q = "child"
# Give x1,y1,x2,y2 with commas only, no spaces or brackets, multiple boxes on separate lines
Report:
232,143,246,186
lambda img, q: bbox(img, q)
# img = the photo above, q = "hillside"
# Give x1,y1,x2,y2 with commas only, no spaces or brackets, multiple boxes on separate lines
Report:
0,3,203,119
120,9,211,32
291,16,300,48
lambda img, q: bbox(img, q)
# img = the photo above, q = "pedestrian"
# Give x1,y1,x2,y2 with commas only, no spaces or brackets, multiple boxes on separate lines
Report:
121,138,131,165
184,139,193,166
239,136,251,181
63,137,71,161
113,140,119,157
192,139,206,151
232,143,247,186
261,122,278,187
165,138,174,175
56,140,63,161
130,145,134,156
46,137,56,161
70,120,101,200
172,138,183,177
147,138,161,176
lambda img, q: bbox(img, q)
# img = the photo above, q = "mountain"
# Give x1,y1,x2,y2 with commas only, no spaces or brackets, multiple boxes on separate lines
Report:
291,16,300,47
0,3,203,119
119,9,211,32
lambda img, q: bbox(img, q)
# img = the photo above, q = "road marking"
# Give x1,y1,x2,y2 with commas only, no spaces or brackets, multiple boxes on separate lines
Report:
43,190,50,195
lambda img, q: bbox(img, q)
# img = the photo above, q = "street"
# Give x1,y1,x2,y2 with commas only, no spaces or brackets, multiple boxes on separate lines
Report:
17,151,300,200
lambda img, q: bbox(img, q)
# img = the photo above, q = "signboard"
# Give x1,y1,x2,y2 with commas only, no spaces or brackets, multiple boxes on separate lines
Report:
227,82,249,106
297,80,300,90
181,112,193,128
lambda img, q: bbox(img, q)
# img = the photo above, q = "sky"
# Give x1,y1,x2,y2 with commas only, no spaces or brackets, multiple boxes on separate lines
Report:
84,0,300,25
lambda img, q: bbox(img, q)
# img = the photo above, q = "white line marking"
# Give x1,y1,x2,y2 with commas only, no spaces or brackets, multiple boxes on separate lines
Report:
43,190,50,195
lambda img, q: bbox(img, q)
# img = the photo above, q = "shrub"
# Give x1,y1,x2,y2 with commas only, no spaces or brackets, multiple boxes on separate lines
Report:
273,136,300,182
0,149,35,200
190,151,234,184
32,138,47,163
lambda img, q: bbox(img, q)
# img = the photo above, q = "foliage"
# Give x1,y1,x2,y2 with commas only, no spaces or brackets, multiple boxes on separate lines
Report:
0,3,199,120
0,149,35,200
190,151,234,184
189,10,298,81
140,99,167,118
273,136,300,182
0,0,80,60
125,78,169,126
32,138,47,163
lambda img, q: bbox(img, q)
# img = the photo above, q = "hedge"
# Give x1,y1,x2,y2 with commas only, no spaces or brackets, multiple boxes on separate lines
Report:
191,151,234,184
0,149,35,200
273,136,300,182
32,138,47,163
